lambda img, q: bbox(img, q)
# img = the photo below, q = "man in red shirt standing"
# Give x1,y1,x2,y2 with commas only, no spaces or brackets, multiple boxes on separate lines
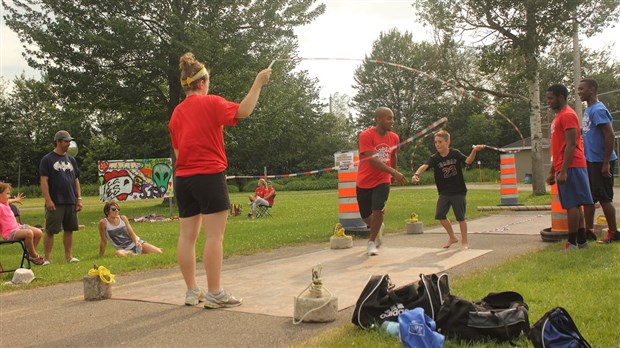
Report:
356,107,407,256
546,84,594,252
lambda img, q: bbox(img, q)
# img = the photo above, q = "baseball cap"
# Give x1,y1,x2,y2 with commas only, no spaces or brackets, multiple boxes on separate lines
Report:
54,130,74,141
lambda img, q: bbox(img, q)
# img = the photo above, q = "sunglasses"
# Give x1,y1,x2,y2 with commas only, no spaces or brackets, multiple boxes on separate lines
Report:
110,207,121,212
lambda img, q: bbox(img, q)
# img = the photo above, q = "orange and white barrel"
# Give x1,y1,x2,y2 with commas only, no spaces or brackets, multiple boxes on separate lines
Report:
550,184,568,232
499,154,519,205
335,151,368,235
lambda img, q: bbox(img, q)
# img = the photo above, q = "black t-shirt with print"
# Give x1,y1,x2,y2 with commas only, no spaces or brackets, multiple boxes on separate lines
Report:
426,149,468,195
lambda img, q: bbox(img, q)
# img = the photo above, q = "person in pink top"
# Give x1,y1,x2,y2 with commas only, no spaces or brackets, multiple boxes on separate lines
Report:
546,83,593,252
356,107,407,256
169,52,270,308
0,182,45,265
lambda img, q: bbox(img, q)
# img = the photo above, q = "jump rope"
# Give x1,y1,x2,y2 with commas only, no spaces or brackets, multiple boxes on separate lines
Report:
228,56,525,180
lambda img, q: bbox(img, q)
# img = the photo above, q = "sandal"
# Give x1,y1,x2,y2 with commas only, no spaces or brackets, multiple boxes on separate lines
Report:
27,255,45,265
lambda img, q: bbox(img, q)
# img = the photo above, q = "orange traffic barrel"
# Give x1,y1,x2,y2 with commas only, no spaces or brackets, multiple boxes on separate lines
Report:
499,154,520,205
540,183,569,242
335,150,369,236
550,184,568,232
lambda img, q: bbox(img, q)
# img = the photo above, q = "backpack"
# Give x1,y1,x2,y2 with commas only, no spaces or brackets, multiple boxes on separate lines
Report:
529,307,592,348
351,273,450,329
435,291,530,343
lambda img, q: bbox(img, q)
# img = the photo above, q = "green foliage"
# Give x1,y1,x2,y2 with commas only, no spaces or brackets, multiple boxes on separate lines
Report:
413,0,620,194
3,0,332,183
227,184,240,193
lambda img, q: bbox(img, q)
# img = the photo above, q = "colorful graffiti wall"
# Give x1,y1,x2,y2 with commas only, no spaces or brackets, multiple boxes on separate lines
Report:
98,158,174,202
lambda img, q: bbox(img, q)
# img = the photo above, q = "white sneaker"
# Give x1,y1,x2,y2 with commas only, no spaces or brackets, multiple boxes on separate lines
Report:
376,223,385,248
185,287,207,306
67,257,80,263
367,241,379,256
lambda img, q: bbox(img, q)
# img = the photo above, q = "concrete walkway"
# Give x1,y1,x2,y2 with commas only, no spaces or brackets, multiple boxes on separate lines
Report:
0,209,561,348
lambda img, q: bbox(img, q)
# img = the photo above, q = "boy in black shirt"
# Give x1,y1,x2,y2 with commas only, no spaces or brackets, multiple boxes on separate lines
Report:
412,130,484,249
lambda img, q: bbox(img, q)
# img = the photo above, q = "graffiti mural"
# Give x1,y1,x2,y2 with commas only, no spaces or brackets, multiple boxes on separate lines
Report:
98,158,174,202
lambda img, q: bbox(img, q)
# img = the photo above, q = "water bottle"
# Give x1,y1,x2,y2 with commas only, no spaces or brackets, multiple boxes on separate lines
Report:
381,321,400,340
135,243,142,254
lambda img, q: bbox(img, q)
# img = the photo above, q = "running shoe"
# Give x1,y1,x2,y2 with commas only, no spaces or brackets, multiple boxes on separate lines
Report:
367,241,379,256
185,287,207,306
203,289,242,309
598,230,620,244
562,242,578,252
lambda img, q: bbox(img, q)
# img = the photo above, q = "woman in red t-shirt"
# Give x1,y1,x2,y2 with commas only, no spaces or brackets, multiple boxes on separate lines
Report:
248,179,269,218
168,52,270,308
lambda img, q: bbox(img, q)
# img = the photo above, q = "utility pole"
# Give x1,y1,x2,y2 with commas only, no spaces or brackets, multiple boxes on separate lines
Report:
572,17,583,122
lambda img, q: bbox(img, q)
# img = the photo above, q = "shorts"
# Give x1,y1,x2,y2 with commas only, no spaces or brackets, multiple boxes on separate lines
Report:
45,205,79,234
176,172,230,218
356,183,390,219
8,224,30,240
435,194,467,221
587,161,615,203
557,168,594,209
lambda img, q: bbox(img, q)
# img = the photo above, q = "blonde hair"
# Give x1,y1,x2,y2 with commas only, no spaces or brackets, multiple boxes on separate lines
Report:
434,129,450,142
0,182,11,194
179,52,209,92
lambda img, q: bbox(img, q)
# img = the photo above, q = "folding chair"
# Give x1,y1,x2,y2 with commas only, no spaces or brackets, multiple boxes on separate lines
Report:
1,204,31,273
256,204,272,218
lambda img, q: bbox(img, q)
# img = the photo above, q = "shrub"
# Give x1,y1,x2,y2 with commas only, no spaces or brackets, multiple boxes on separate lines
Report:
227,184,239,193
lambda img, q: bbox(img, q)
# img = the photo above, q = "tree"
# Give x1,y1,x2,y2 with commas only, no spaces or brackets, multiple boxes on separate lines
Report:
415,0,620,194
0,75,80,186
3,0,327,181
352,29,497,171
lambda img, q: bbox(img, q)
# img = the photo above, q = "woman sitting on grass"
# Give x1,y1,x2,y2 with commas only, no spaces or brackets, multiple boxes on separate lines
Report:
0,182,45,265
98,202,163,257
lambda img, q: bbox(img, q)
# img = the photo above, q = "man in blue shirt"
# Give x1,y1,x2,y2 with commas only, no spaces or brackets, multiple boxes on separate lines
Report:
579,78,620,244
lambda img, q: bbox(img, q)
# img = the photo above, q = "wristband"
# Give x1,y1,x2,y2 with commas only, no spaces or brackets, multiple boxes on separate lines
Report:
77,197,83,200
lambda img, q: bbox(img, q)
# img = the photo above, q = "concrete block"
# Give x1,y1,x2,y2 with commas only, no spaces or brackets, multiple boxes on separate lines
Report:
293,293,338,322
83,276,112,301
406,222,424,234
330,235,353,249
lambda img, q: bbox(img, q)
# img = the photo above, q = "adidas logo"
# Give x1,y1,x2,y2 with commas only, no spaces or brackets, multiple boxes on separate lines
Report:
379,303,409,319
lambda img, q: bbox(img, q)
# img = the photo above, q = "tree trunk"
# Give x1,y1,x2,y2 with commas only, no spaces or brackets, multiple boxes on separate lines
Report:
527,66,547,195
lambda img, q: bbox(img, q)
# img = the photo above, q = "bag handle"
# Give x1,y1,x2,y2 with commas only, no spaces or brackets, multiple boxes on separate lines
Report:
482,291,524,308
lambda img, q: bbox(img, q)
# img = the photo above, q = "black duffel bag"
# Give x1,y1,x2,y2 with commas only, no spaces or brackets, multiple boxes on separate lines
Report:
436,291,530,343
351,273,449,329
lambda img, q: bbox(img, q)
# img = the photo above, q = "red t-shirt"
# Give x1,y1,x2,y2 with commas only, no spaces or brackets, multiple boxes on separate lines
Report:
550,105,586,172
169,95,239,177
264,188,276,206
356,127,400,189
255,187,267,198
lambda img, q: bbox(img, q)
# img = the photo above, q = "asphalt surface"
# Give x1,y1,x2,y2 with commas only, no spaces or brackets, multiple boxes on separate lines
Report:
0,211,554,348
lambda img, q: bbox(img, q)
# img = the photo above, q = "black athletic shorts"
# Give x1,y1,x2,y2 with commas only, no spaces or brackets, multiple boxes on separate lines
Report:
175,172,230,218
435,194,467,221
356,183,390,219
587,161,615,203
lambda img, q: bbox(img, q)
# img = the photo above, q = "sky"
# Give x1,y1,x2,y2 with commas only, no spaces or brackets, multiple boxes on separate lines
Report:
1,0,619,100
